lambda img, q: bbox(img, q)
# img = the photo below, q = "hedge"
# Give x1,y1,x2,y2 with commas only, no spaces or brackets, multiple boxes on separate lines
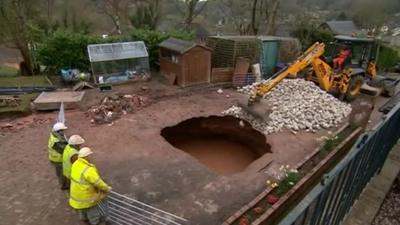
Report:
35,31,122,73
377,45,400,70
35,29,193,73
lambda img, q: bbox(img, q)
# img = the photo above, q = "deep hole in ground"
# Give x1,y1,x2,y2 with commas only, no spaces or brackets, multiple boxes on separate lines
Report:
161,116,271,175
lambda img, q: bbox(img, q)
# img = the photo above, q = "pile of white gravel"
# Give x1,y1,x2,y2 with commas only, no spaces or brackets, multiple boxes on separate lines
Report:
223,79,352,135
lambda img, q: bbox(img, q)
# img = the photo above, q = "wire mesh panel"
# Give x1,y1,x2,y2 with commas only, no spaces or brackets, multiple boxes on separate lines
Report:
102,191,189,225
276,102,400,225
87,42,150,84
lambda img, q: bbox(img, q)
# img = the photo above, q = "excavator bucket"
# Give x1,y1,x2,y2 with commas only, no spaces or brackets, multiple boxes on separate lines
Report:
236,97,272,122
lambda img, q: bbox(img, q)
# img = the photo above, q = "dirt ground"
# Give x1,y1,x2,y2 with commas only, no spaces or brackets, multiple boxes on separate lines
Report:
0,78,390,225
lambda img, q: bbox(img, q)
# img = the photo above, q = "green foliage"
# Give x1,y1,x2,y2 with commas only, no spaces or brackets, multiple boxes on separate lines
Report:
291,27,334,50
130,29,194,68
320,135,341,155
377,45,400,70
35,31,120,73
275,172,302,197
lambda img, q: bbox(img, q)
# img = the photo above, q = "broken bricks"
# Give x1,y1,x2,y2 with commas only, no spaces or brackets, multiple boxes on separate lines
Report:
87,93,148,124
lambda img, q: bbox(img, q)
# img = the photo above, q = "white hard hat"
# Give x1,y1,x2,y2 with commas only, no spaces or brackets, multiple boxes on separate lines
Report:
53,122,68,132
79,147,93,158
68,135,85,145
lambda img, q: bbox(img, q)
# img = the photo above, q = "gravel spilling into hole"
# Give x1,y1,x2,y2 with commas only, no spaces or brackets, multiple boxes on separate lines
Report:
223,79,352,135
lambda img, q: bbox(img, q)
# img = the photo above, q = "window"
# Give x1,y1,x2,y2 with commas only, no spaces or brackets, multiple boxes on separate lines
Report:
161,49,179,64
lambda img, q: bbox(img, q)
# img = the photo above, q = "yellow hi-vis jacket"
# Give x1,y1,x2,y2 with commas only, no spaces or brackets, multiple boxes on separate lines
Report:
69,157,111,209
48,133,64,163
63,144,78,178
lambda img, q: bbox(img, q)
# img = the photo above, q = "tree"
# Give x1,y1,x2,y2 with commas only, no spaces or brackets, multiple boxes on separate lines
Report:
0,0,39,75
264,0,280,35
219,0,255,35
351,0,400,35
220,0,280,35
92,0,142,35
289,10,333,49
178,0,209,31
130,0,161,30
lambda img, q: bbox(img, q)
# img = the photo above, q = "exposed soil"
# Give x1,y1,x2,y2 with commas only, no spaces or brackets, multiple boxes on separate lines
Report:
0,78,385,225
161,116,271,175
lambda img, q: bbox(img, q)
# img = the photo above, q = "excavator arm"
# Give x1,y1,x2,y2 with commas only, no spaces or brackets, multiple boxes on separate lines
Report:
248,42,327,105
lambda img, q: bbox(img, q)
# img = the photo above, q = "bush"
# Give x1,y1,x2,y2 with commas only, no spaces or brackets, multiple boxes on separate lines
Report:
35,31,121,73
291,27,334,50
130,29,194,68
377,45,400,70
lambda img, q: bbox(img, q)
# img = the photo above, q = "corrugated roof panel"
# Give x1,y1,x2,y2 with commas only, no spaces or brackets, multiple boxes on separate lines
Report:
87,41,149,62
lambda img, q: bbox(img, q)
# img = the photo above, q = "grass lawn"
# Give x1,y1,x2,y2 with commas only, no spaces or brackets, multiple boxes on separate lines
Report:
0,75,50,86
0,75,50,115
0,66,18,77
0,93,38,114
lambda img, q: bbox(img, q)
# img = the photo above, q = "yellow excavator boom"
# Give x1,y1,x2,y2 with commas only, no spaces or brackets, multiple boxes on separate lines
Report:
248,42,327,104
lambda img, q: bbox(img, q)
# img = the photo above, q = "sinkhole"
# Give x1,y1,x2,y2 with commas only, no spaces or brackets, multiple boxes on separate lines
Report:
161,116,271,175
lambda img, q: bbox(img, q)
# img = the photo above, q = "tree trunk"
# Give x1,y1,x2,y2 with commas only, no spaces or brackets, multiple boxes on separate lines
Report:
150,0,160,29
47,0,53,25
251,0,259,35
12,0,34,75
18,43,34,76
184,1,196,30
266,0,280,35
113,16,122,35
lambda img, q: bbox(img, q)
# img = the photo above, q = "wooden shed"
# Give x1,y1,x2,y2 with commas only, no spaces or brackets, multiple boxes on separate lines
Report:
159,38,212,87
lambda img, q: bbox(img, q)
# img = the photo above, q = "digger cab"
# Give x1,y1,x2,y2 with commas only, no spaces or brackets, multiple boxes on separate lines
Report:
326,35,379,77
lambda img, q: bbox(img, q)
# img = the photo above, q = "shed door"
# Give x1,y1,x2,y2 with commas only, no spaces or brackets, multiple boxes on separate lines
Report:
185,49,210,86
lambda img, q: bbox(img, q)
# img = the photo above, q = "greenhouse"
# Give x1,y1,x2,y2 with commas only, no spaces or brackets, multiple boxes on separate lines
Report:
87,41,150,84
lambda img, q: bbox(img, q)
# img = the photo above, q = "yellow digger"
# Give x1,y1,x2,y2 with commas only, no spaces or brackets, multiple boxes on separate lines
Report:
243,35,399,119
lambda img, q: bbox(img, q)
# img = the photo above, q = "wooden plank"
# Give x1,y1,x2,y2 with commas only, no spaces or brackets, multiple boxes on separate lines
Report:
33,91,86,110
211,67,234,83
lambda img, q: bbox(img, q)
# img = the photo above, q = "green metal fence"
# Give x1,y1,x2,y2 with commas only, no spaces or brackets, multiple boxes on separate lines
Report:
277,102,400,225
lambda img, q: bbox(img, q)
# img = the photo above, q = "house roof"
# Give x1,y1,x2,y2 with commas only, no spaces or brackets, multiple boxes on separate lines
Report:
322,20,359,35
159,38,212,54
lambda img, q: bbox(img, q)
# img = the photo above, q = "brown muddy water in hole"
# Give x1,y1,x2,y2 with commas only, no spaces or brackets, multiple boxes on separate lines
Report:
161,116,271,175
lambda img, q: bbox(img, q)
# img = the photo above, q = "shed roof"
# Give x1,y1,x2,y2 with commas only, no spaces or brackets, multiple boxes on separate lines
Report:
159,38,212,54
322,21,359,35
87,41,148,62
